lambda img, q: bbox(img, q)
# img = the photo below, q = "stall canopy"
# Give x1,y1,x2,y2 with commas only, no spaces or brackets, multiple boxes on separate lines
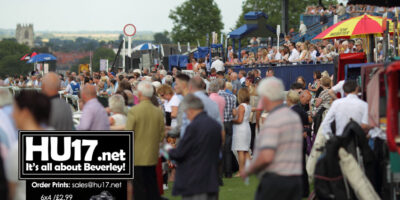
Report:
228,11,276,40
227,11,277,60
229,24,258,39
133,43,158,51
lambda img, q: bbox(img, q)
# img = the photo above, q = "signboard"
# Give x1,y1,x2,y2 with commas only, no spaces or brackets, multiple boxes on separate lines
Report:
123,24,136,37
36,63,42,72
19,131,133,199
44,63,49,74
141,53,151,70
100,59,108,72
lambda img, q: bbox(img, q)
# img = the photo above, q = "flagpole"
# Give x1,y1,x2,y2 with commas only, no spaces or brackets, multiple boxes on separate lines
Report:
122,37,126,72
89,50,92,75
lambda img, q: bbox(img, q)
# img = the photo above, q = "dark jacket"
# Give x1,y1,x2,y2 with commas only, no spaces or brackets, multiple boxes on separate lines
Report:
291,104,309,127
291,104,310,197
339,120,376,189
169,112,222,196
320,15,328,24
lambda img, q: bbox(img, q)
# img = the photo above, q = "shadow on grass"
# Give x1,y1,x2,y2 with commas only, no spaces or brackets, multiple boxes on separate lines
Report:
162,176,259,200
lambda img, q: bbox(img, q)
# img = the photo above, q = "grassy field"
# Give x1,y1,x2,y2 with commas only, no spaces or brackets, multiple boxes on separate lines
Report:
162,176,259,200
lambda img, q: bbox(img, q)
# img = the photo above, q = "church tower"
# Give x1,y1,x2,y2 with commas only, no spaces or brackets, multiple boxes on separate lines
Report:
16,24,34,48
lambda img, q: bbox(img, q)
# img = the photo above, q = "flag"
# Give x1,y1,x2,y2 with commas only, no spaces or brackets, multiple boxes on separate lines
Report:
20,52,38,61
20,53,30,61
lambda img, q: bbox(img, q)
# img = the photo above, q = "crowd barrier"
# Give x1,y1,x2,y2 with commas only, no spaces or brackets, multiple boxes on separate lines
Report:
231,64,335,90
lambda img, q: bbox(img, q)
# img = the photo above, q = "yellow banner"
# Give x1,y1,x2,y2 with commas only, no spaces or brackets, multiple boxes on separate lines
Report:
79,64,90,74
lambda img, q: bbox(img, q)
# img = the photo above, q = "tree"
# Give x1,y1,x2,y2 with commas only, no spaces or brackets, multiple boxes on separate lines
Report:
154,31,171,44
235,0,337,35
0,40,32,77
0,39,30,60
0,55,32,77
169,0,224,44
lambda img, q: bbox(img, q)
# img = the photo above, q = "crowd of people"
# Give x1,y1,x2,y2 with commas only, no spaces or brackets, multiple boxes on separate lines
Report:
0,55,383,200
211,2,400,69
223,38,369,67
304,3,400,17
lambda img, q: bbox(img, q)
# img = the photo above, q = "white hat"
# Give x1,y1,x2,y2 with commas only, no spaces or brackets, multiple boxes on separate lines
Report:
152,81,161,89
133,69,141,75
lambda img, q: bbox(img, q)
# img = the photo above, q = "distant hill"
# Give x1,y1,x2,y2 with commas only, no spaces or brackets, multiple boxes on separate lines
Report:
0,28,155,41
0,28,14,39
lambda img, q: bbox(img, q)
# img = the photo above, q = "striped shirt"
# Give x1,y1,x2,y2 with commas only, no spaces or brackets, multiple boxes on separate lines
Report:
255,105,303,177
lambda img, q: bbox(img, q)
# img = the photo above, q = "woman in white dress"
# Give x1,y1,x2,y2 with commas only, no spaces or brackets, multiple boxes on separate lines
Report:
232,88,252,177
157,84,181,128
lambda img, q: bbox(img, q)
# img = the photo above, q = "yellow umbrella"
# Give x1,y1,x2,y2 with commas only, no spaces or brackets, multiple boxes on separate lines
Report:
314,14,398,40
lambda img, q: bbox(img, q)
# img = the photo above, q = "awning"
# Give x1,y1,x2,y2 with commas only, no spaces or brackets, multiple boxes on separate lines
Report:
244,11,268,20
228,24,258,39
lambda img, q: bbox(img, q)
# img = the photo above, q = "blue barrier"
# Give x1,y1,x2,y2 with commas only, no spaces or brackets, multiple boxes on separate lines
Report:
169,55,189,71
231,64,334,90
301,15,333,27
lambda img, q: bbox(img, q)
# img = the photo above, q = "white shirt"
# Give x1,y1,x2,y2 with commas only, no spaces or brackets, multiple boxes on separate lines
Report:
4,78,10,85
288,49,300,63
111,113,127,126
240,77,246,84
321,94,368,137
211,59,225,72
299,23,307,35
310,50,317,62
203,78,210,92
274,52,282,60
164,94,181,128
332,80,345,98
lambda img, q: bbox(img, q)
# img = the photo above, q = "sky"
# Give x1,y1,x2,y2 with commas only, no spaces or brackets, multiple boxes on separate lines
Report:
0,0,244,33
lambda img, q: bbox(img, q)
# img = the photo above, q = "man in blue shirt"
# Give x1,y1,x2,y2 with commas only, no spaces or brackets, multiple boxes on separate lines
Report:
64,76,80,95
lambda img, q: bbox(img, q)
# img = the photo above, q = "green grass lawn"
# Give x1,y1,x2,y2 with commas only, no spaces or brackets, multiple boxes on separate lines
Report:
162,176,259,200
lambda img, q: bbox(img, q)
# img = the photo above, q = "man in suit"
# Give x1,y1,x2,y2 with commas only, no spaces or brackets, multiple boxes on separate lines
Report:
126,81,165,200
168,94,222,200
